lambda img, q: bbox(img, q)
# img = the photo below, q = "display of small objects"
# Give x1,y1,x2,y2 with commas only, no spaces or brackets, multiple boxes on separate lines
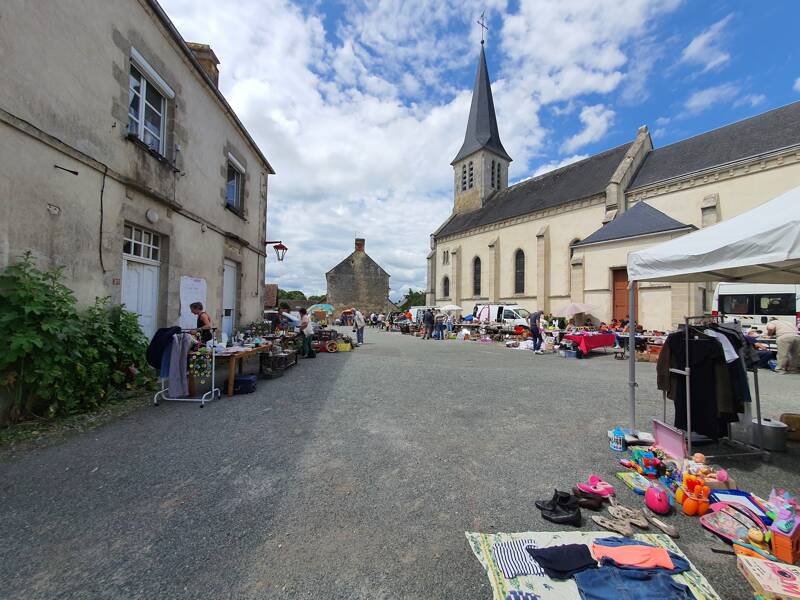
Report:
188,348,212,383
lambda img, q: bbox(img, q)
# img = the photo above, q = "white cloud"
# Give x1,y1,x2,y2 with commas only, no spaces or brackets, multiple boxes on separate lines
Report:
531,154,590,177
159,0,682,295
680,14,734,73
684,83,740,114
733,93,766,109
794,78,800,93
561,104,615,153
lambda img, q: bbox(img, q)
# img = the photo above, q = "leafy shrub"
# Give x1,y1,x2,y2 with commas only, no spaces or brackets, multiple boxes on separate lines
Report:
0,253,150,423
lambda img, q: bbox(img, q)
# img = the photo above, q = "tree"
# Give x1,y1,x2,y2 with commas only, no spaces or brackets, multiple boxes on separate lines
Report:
277,288,306,300
398,288,426,311
307,294,327,303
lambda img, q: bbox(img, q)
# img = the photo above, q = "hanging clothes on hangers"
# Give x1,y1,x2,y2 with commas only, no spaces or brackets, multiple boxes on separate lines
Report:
656,327,735,440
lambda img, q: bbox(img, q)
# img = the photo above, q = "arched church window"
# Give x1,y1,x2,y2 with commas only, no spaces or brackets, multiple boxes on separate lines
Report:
514,249,525,294
570,238,581,258
468,161,474,189
461,164,467,192
443,276,450,298
473,256,481,296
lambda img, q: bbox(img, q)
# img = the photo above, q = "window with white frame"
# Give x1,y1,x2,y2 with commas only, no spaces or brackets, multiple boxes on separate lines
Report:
128,65,166,154
226,161,244,211
123,223,161,261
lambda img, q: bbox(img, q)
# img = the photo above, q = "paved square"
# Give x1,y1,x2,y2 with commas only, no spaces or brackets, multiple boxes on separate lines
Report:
1,329,797,599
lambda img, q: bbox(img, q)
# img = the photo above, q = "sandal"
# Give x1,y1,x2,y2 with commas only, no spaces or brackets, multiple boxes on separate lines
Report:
643,507,679,538
588,475,615,495
608,505,650,529
591,515,634,537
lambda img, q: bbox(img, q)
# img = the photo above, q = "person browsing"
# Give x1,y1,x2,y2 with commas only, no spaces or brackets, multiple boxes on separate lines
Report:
190,302,213,343
299,308,315,358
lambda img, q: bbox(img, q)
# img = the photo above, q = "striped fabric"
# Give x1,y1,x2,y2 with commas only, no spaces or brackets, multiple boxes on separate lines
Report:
506,592,540,600
492,539,545,579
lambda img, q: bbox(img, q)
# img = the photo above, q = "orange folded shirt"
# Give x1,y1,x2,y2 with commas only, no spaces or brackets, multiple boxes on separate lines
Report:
591,543,674,570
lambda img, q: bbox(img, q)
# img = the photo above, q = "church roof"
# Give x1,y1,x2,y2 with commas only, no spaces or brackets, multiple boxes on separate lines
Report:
451,45,512,164
436,141,633,238
573,201,694,247
629,101,800,189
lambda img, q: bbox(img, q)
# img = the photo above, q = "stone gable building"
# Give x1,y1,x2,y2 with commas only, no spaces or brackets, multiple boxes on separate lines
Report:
0,0,274,340
327,239,390,315
428,42,800,330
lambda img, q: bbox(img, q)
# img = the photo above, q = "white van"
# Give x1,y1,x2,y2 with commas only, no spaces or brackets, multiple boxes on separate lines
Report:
472,304,532,328
712,283,800,328
408,306,435,323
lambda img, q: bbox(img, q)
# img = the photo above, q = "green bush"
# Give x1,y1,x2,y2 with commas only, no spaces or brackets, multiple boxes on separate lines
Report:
0,253,150,423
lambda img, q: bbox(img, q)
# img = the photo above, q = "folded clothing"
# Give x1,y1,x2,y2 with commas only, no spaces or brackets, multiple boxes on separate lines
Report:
575,567,696,600
492,539,545,579
592,536,690,574
505,592,540,600
525,544,597,580
592,543,673,570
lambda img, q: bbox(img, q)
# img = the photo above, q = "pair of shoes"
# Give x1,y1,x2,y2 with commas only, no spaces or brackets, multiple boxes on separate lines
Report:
591,515,634,537
572,486,606,510
643,507,679,538
576,475,615,498
536,489,582,526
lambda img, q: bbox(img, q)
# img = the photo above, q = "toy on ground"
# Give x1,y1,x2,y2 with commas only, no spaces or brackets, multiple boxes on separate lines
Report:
738,555,800,599
645,484,672,515
701,502,775,560
630,447,662,478
771,518,800,565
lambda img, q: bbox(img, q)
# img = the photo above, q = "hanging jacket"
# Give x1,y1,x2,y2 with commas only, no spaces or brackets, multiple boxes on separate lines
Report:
146,326,181,369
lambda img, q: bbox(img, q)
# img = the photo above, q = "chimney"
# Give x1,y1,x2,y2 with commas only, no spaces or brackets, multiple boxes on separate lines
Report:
186,42,220,87
355,238,365,252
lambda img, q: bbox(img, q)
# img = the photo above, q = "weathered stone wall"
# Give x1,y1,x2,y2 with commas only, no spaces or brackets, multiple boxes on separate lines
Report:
0,0,271,331
327,251,390,316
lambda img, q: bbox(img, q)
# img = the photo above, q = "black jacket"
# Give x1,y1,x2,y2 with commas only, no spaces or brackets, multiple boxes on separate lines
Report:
146,326,181,369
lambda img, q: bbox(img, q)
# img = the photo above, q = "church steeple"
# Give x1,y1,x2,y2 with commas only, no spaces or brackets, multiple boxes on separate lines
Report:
451,44,512,165
451,42,512,215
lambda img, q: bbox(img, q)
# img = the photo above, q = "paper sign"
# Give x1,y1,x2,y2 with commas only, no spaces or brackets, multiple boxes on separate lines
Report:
179,276,207,330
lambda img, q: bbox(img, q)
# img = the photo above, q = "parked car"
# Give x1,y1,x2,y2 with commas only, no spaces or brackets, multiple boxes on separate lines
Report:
712,283,800,328
263,310,301,333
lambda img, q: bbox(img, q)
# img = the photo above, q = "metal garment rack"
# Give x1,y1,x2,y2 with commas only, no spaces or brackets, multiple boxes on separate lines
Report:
154,328,221,408
667,315,767,459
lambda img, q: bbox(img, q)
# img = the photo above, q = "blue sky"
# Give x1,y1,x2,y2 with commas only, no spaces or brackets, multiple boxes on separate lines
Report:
161,0,800,300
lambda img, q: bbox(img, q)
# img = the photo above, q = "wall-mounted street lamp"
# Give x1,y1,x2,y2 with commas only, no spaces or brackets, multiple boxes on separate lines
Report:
266,240,288,262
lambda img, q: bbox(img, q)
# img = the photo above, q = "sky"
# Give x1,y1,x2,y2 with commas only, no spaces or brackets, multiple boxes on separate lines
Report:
160,0,800,300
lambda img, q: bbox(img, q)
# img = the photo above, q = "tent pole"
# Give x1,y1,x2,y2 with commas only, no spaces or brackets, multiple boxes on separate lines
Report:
628,281,637,431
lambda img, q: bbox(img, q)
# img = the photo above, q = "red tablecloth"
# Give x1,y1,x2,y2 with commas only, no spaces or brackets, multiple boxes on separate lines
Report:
563,333,616,355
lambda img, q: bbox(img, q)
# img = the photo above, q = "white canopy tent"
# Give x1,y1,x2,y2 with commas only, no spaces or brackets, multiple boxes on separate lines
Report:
624,184,800,433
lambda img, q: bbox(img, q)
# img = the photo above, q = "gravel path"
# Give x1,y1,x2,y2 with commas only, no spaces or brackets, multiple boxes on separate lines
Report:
1,328,798,599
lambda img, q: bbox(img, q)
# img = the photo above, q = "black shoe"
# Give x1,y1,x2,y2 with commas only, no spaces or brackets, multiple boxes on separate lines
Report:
541,504,582,526
572,486,604,510
535,489,578,512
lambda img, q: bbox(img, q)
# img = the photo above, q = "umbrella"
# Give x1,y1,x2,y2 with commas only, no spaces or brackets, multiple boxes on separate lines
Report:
308,303,334,314
438,304,463,312
552,302,598,317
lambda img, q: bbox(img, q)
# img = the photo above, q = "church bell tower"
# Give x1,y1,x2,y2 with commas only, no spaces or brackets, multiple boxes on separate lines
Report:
451,40,512,215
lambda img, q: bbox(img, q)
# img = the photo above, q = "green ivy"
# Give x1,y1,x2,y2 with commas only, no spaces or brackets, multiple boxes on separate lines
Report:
0,253,151,423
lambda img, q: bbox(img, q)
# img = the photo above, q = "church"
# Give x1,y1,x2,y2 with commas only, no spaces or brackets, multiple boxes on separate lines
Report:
427,43,800,331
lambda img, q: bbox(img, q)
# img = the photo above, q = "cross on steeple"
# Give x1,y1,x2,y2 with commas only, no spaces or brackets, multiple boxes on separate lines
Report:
477,11,488,45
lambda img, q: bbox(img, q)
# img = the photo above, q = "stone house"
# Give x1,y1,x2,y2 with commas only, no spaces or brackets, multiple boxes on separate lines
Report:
0,0,274,340
326,239,390,316
428,43,800,330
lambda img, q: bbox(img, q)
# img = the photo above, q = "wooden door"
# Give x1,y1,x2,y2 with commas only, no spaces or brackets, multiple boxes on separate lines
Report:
612,268,630,322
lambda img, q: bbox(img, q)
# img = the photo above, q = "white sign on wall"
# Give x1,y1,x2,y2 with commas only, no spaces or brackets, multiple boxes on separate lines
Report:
179,276,207,330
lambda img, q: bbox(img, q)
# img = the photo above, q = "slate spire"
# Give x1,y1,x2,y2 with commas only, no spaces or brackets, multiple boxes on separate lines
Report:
451,44,512,165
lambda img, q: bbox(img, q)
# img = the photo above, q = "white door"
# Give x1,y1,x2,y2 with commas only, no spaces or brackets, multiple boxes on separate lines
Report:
122,259,159,339
222,260,238,338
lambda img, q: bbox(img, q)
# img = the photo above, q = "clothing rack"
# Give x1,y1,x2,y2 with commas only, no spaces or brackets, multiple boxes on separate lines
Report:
667,315,767,460
153,328,220,408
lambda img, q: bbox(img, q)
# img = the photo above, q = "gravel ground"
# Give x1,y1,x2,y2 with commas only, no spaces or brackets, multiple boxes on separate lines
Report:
1,328,798,599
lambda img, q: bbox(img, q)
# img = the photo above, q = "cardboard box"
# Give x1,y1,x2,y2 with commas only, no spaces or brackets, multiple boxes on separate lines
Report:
737,555,800,599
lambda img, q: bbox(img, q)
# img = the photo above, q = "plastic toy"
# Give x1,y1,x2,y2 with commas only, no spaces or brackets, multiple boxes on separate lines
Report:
680,476,710,516
610,428,626,451
631,447,661,478
645,485,671,515
771,518,800,565
701,502,775,559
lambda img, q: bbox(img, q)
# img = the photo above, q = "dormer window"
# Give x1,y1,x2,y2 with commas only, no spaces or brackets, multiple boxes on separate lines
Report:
468,161,474,189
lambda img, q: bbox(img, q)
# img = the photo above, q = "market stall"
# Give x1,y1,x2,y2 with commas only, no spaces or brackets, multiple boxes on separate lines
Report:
562,332,616,356
626,184,800,452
